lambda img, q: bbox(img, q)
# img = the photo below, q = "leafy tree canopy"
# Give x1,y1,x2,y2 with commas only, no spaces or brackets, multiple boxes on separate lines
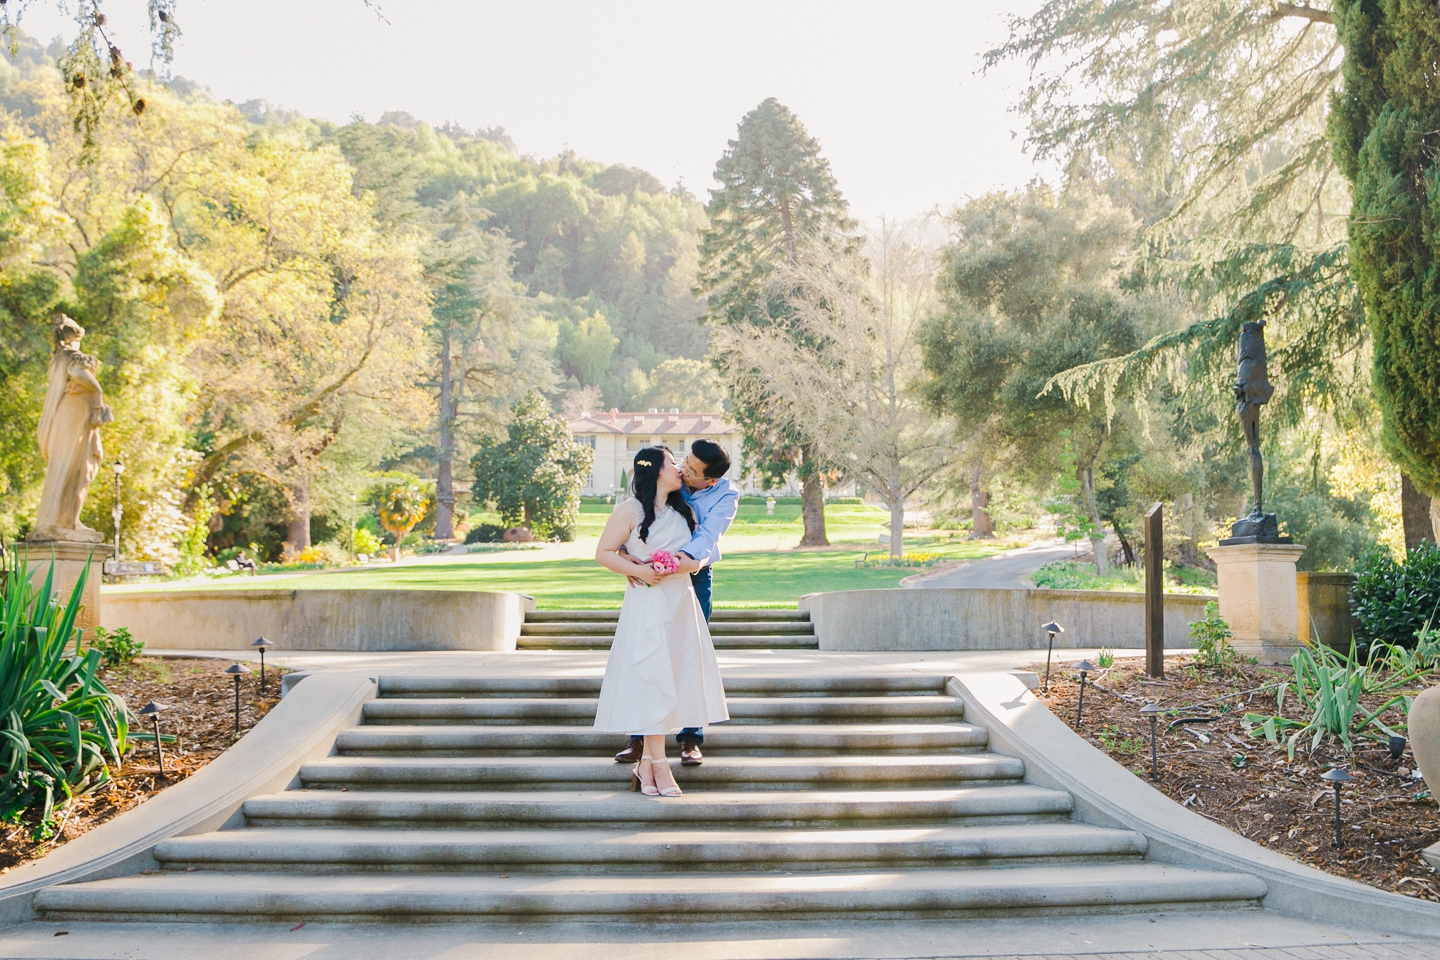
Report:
470,392,593,540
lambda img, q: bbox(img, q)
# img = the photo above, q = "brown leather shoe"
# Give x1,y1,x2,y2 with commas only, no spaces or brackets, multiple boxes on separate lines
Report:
678,737,703,765
614,736,644,763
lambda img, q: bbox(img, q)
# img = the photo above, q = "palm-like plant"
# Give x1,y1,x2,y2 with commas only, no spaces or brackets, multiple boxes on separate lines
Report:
0,551,129,827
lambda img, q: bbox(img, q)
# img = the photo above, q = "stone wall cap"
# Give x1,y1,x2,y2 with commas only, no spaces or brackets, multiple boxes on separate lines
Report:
12,540,114,561
1207,542,1308,560
1296,571,1356,584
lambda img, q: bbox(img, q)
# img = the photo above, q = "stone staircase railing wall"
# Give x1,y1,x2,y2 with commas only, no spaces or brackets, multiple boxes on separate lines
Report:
101,589,535,651
802,588,1215,650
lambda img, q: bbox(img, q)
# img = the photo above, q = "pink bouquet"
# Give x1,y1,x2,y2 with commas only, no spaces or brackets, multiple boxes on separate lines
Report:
649,549,679,575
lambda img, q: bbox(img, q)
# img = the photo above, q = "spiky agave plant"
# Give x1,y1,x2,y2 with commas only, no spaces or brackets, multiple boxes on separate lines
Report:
0,550,129,828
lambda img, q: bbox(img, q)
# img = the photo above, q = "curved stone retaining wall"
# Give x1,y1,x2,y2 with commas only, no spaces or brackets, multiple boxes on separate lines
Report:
801,587,1214,650
101,588,534,652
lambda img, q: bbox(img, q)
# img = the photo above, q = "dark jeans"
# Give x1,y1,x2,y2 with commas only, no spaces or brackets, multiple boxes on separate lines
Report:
634,565,712,746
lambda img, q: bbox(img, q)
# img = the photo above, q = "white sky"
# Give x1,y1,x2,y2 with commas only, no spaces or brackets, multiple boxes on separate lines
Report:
16,0,1053,222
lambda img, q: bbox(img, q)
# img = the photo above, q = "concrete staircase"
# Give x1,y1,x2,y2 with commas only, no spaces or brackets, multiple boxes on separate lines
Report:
518,608,819,649
33,674,1266,922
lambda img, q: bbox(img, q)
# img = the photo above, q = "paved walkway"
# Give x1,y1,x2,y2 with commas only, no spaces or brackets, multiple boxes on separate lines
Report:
910,539,1090,590
0,911,1433,959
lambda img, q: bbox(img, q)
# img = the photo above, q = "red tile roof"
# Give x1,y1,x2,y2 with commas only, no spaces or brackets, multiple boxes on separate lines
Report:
568,411,737,436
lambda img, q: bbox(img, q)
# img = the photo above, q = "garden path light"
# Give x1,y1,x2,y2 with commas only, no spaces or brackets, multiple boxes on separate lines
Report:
1072,660,1096,726
251,637,274,694
1321,766,1353,850
223,663,251,734
1041,621,1063,691
136,701,166,778
1140,702,1164,780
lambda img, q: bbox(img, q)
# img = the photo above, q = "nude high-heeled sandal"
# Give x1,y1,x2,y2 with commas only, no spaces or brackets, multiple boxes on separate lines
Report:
631,755,660,796
650,757,682,798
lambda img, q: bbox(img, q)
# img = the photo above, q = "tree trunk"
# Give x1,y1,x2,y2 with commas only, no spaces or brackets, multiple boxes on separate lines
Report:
970,457,993,539
434,328,456,540
1080,465,1108,577
287,482,312,551
1402,472,1434,550
799,444,829,547
1113,523,1135,565
888,499,904,559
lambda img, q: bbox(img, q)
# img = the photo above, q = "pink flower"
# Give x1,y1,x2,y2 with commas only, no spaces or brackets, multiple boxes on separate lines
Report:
650,549,679,575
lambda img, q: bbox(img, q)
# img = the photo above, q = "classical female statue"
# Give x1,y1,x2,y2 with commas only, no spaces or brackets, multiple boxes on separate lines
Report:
30,315,112,543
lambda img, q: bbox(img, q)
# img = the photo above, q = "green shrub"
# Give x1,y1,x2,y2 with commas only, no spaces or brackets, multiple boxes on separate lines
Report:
1,556,129,828
90,626,143,668
1188,601,1237,668
351,527,383,556
465,523,508,545
1352,542,1440,650
825,496,864,504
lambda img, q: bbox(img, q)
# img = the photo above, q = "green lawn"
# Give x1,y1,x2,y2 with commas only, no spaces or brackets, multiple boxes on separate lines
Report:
548,500,896,545
113,504,1014,609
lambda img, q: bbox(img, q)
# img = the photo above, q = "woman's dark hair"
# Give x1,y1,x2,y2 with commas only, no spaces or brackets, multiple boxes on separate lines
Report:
630,446,696,542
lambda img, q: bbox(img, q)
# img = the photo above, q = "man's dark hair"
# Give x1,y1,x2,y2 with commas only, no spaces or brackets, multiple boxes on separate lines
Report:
690,438,731,479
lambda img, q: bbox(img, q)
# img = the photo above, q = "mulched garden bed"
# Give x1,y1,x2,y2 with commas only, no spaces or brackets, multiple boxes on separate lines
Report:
1032,654,1440,902
0,656,281,875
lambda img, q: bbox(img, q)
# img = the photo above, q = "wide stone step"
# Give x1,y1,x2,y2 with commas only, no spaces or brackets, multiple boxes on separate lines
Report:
241,785,1073,828
35,863,1266,921
360,696,962,726
524,610,810,622
518,635,820,650
334,722,989,756
298,754,1020,790
375,675,947,699
154,822,1148,872
521,621,815,636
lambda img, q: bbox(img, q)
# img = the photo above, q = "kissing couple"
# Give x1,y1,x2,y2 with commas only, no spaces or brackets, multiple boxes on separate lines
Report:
591,439,739,797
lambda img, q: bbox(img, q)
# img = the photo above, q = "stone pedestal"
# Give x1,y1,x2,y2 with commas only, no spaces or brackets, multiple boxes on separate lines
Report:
12,540,113,637
1206,542,1306,664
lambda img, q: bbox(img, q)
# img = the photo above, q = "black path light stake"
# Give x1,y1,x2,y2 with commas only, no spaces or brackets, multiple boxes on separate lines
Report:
223,663,251,734
1322,767,1353,850
251,637,274,694
1041,621,1064,692
1388,735,1407,760
1140,703,1164,780
136,701,166,778
1073,660,1097,726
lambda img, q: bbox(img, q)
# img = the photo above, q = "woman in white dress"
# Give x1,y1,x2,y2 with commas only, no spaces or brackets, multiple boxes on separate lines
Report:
593,447,729,797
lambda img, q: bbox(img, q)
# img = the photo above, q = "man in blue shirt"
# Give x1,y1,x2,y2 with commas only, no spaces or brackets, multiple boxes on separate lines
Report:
614,438,739,766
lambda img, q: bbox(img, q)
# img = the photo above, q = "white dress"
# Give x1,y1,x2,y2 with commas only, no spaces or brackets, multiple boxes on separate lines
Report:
593,500,730,734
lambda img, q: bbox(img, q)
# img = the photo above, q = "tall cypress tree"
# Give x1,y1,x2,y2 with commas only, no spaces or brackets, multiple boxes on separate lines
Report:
1330,0,1440,498
697,98,855,546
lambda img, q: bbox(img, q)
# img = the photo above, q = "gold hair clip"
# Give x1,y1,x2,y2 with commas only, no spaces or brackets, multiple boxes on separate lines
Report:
636,459,653,467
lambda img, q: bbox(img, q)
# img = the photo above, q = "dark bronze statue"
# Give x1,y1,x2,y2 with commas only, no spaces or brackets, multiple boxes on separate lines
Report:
1224,320,1287,543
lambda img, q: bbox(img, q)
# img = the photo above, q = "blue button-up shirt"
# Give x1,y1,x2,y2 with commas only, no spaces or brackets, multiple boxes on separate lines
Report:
679,477,739,567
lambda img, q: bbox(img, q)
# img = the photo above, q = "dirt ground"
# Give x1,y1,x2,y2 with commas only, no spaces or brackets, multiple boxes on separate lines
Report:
1032,654,1440,902
0,656,281,875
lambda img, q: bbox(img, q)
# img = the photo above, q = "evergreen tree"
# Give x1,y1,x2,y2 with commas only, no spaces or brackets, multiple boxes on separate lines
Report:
697,98,855,546
1330,0,1440,498
470,392,594,540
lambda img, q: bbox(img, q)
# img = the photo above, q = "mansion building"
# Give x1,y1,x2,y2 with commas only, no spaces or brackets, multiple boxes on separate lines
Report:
568,410,773,497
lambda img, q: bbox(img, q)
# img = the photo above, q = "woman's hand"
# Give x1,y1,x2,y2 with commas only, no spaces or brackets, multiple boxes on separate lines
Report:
629,561,661,586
